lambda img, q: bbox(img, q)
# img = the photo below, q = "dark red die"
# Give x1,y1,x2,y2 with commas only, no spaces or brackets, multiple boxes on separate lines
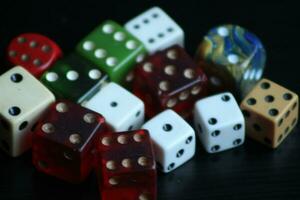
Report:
32,100,108,183
97,130,157,200
7,33,62,77
133,45,208,118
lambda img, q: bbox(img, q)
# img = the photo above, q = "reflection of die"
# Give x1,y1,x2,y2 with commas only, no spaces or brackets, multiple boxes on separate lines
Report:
194,92,245,153
133,45,208,118
0,66,55,157
241,79,298,148
142,110,195,173
7,33,62,77
32,101,108,183
97,130,156,200
41,53,108,103
125,7,184,54
196,24,266,96
83,83,145,132
76,20,146,83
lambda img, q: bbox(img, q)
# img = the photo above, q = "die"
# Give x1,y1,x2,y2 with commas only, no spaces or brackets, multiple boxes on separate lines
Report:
194,92,245,153
40,53,108,103
7,33,62,77
125,7,184,54
32,101,108,183
82,82,144,132
97,130,156,200
76,20,146,83
240,79,298,148
142,109,195,173
124,7,184,54
133,45,208,118
0,66,55,157
195,24,266,97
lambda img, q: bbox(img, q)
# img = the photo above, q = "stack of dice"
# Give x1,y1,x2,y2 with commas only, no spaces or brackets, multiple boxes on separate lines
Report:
0,6,298,200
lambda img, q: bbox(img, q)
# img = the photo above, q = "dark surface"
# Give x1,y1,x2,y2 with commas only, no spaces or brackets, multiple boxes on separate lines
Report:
1,1,300,200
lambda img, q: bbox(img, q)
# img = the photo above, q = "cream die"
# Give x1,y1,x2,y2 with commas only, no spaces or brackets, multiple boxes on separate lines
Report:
0,66,55,157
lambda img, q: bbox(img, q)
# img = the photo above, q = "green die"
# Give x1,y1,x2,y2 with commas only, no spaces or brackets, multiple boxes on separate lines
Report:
76,20,147,83
40,53,108,103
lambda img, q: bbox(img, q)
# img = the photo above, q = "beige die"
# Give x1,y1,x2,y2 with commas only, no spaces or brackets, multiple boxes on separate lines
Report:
240,78,298,148
0,66,55,157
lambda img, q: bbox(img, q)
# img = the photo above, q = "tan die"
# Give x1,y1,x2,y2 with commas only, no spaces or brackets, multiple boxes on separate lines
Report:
240,79,298,148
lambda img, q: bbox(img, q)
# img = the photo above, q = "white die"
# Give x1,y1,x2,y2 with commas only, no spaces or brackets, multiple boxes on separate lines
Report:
125,7,184,54
194,92,245,153
142,109,195,173
0,66,55,157
82,82,144,132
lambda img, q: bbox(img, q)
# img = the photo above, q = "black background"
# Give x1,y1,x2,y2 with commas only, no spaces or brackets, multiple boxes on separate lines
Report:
1,1,300,200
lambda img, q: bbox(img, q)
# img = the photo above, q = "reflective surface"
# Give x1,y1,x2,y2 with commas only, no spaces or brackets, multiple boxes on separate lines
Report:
1,1,300,200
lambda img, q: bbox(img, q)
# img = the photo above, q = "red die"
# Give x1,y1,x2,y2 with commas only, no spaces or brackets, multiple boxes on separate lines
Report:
133,45,208,118
97,130,157,200
32,101,107,183
7,33,62,77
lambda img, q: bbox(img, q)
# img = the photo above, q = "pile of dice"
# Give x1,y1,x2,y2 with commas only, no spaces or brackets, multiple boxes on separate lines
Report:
0,6,298,200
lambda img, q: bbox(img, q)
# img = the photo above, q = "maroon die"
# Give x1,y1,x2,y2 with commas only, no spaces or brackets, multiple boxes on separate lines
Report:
32,101,107,183
97,130,157,200
7,33,62,77
133,45,208,118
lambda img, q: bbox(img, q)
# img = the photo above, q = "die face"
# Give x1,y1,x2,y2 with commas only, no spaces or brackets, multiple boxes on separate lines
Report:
97,130,156,200
196,24,266,94
41,53,108,103
7,33,62,77
195,113,244,152
194,93,245,153
125,7,184,54
0,66,55,157
241,79,298,148
98,130,156,185
34,101,105,149
32,101,106,183
133,45,208,118
83,83,145,132
142,109,195,173
76,20,146,83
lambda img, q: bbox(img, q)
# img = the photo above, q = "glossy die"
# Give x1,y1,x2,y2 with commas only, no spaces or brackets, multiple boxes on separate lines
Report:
97,130,156,200
194,92,245,153
7,33,62,77
142,109,195,173
0,66,55,157
133,45,208,118
240,79,298,148
76,20,146,83
83,83,144,132
32,101,107,183
195,24,266,97
40,53,108,103
125,7,184,54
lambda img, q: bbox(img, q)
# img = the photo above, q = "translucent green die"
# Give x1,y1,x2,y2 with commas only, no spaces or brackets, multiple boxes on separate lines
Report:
76,20,147,83
40,53,108,103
